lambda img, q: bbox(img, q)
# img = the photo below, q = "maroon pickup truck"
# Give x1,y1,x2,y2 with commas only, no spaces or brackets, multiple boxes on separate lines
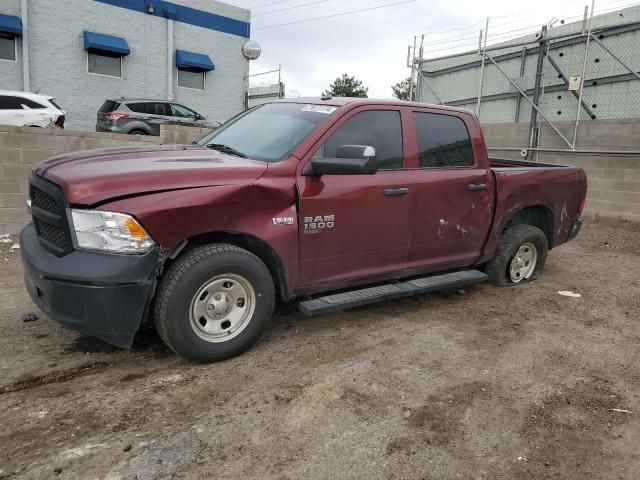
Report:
21,98,587,362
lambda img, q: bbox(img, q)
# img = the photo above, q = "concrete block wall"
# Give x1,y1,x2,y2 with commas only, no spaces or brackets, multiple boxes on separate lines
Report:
160,124,212,145
482,119,640,222
0,124,207,234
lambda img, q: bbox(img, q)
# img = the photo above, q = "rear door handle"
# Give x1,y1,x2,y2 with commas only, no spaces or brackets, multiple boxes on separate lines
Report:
384,187,409,197
467,183,487,191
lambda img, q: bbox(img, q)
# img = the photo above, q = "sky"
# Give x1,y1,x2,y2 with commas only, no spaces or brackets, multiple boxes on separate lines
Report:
224,0,637,98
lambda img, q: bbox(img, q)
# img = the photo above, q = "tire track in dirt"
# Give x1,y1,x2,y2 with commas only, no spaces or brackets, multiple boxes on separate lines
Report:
0,361,109,394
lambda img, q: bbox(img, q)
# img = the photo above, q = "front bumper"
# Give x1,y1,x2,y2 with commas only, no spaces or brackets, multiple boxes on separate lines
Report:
567,216,583,241
20,223,161,348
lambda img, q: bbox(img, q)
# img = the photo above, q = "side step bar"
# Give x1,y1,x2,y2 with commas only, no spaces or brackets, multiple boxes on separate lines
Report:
298,270,487,316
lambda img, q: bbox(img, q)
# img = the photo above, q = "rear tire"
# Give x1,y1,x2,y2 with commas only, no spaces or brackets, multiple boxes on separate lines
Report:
153,244,275,363
485,224,548,286
129,129,148,135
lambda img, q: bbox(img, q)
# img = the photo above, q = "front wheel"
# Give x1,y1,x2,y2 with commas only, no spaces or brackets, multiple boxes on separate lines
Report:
485,224,548,286
153,244,275,362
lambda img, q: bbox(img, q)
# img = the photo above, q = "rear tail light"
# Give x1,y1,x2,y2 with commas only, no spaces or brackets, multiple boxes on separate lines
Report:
579,192,586,213
55,115,65,128
104,113,129,121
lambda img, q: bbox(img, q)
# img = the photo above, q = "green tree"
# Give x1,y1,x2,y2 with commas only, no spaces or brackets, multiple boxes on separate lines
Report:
322,74,368,98
391,76,415,101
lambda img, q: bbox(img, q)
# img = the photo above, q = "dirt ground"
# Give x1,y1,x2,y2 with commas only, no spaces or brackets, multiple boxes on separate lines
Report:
0,217,639,480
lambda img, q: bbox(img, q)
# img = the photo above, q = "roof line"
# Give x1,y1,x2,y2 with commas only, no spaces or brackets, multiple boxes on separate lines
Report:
94,0,250,38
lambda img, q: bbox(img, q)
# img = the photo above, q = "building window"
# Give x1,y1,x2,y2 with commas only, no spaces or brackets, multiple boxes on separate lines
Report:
178,68,205,90
88,52,122,77
0,34,16,61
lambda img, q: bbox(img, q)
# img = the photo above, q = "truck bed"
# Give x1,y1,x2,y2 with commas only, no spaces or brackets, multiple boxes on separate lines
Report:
484,157,587,253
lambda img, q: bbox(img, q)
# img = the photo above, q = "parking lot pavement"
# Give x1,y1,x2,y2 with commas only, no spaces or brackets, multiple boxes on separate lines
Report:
0,217,639,480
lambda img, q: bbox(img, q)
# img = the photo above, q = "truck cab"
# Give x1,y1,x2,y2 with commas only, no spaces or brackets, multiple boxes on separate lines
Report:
21,98,587,362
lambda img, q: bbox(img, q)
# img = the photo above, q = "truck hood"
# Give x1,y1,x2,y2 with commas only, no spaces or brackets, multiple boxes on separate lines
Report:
34,145,269,205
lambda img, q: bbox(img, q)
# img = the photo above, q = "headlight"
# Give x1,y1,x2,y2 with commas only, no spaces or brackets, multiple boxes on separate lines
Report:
71,209,155,254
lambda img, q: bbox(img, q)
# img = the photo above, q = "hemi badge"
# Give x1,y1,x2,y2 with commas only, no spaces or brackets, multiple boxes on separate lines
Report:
273,217,295,225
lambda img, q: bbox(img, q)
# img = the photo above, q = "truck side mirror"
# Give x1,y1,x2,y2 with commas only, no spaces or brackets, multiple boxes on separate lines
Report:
306,145,377,176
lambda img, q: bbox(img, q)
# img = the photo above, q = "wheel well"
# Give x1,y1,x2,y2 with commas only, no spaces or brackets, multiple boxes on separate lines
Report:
171,232,290,302
503,206,554,247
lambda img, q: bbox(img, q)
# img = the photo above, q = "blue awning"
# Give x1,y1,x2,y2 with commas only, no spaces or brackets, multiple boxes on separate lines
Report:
176,50,215,71
83,31,130,56
0,14,22,36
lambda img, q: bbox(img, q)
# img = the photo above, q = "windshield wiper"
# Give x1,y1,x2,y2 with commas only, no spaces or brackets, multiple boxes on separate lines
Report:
205,143,247,158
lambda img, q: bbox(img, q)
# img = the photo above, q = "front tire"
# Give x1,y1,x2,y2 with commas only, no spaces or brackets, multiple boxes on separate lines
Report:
153,244,275,362
485,224,548,286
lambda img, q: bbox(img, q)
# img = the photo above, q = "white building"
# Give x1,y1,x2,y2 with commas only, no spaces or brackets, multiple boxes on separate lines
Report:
0,0,253,130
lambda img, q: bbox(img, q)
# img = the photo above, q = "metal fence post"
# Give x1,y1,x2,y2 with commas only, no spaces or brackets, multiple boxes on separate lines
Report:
475,18,489,116
529,25,547,153
409,35,417,101
572,0,596,150
416,34,425,101
514,47,527,122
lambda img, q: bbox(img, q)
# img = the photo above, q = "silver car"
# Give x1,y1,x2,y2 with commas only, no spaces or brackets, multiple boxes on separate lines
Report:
96,98,221,135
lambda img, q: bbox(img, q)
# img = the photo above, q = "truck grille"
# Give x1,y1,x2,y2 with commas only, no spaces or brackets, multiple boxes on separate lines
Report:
34,218,67,250
31,187,62,215
29,175,73,256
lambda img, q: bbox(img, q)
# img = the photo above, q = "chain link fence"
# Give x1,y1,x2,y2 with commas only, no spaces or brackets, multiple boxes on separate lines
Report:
410,2,640,153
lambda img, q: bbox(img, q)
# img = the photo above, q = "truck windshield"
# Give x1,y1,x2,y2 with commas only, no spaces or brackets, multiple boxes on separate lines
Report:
197,103,337,162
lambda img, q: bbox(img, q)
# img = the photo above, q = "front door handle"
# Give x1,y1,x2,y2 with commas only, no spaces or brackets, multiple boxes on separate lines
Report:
467,183,487,191
384,187,409,197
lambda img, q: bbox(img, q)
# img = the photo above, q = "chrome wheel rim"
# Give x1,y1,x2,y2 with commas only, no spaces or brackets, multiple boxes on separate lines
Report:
509,242,537,283
189,274,256,343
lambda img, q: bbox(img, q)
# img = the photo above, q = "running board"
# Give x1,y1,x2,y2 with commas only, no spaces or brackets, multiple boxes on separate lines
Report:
298,270,487,316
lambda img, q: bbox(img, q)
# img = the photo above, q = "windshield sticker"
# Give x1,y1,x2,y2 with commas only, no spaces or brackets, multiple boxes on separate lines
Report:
302,105,337,115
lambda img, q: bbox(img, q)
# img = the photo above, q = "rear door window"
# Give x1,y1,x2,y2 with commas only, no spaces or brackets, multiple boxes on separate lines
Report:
98,100,120,113
146,102,171,116
0,96,24,110
315,110,403,170
413,112,474,168
19,98,47,109
126,103,148,114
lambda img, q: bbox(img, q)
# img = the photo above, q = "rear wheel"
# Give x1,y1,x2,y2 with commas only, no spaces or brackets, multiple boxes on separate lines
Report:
485,224,548,286
129,129,148,135
153,244,275,362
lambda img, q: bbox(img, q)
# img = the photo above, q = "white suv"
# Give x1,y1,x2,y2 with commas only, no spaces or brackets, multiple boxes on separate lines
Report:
0,90,65,128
